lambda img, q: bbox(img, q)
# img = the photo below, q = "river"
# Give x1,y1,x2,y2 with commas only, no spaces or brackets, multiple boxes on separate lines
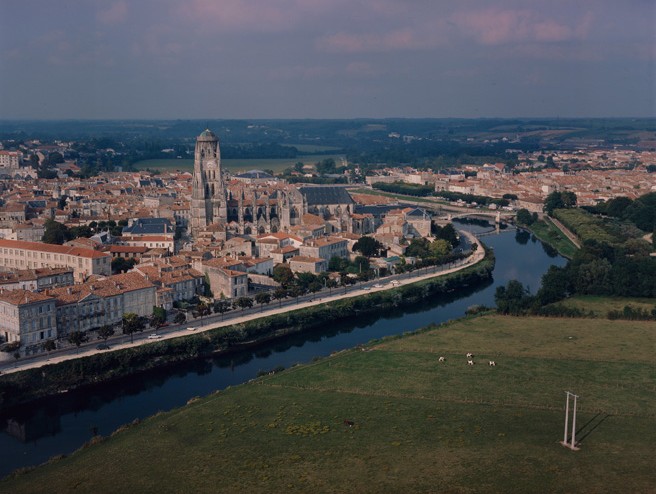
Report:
0,224,566,478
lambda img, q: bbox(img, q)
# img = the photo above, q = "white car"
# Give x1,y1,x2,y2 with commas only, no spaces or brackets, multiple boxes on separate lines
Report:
373,284,383,288
389,280,401,286
187,327,196,331
363,286,371,291
148,334,163,339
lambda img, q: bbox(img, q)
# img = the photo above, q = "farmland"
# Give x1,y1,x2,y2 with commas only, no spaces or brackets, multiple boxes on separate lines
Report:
2,315,654,493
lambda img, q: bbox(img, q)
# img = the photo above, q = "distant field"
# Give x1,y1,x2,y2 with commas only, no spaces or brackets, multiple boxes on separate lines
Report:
556,295,656,317
135,154,345,174
283,144,342,153
4,315,654,493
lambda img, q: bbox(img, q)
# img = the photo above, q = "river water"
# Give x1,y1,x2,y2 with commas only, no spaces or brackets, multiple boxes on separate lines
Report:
0,225,565,478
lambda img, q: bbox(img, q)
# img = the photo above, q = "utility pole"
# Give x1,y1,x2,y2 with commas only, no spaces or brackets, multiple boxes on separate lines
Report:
560,391,580,451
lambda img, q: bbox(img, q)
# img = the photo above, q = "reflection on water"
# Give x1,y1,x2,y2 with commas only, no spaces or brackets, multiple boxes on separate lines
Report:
0,223,566,477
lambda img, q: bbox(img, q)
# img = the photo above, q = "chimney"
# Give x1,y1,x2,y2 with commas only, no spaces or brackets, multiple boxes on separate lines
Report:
67,287,72,295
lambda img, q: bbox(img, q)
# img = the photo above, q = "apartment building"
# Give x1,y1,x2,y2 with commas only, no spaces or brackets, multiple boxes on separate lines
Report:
299,236,349,260
0,239,111,282
0,289,57,352
48,272,156,337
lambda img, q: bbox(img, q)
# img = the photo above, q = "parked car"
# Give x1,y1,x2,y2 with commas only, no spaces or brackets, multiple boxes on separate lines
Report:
148,334,162,340
96,343,110,350
187,327,196,331
373,284,383,288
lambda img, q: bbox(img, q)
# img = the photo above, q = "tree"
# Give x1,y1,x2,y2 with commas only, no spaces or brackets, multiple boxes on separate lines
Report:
68,330,89,352
196,301,211,317
213,300,231,320
43,339,56,357
111,257,137,274
289,285,304,302
255,292,271,311
42,219,71,245
352,236,385,257
47,151,64,165
173,311,187,325
436,223,459,247
308,280,323,294
495,280,533,315
122,312,145,343
294,162,304,173
272,286,288,307
315,158,336,175
235,296,253,311
544,192,563,215
516,208,535,226
97,325,115,341
405,238,430,258
328,256,349,272
272,265,295,288
150,306,167,331
429,239,451,259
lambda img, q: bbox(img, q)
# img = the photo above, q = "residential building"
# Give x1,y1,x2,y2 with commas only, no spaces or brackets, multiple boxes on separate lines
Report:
0,239,111,282
0,289,57,353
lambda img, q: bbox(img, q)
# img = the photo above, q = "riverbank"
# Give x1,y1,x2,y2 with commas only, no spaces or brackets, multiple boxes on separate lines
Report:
3,313,653,493
0,242,492,411
522,217,579,258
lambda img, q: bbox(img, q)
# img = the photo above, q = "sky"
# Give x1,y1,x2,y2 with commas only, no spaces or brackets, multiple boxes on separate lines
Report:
1,0,655,120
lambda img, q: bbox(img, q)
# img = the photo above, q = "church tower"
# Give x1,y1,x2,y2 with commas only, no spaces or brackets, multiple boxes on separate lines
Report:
190,129,227,236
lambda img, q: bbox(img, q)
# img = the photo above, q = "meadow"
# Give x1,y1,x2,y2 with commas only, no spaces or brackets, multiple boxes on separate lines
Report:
134,153,345,174
556,295,656,317
528,218,579,258
2,315,654,493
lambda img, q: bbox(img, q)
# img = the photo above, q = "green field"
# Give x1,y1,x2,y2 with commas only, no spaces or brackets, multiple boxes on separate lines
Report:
528,218,579,258
556,295,656,317
135,154,345,174
3,315,654,493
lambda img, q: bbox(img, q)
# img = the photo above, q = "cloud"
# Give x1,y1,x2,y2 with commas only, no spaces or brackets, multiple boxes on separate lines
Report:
345,62,381,77
450,8,592,46
317,27,446,53
178,0,332,33
97,1,128,25
266,65,332,81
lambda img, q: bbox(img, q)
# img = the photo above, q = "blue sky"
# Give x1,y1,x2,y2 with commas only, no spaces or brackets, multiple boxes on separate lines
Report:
1,0,654,119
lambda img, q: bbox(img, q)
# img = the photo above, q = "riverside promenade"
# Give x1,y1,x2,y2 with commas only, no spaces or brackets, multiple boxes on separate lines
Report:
0,232,485,375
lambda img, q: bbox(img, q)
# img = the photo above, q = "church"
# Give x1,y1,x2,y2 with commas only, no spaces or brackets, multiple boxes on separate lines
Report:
189,129,372,241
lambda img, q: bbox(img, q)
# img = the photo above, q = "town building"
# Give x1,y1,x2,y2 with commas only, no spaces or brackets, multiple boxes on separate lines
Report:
0,289,57,353
0,239,111,282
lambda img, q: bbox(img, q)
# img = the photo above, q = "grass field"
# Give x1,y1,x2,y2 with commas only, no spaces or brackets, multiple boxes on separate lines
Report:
3,315,655,493
556,295,656,317
528,219,579,258
135,154,345,174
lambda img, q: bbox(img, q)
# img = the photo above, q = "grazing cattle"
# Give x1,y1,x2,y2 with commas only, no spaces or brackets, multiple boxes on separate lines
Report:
438,356,445,362
467,360,475,366
489,361,496,366
466,353,474,359
343,420,354,427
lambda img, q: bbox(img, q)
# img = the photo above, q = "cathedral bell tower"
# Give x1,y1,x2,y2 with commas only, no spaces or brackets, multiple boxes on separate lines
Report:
190,129,227,236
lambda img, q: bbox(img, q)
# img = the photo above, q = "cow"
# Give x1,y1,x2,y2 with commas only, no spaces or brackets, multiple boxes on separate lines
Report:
438,356,445,362
466,353,474,359
467,360,475,366
343,420,354,427
488,361,496,366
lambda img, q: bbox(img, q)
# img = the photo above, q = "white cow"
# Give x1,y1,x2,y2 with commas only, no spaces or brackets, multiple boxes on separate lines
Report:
467,360,475,366
488,361,496,367
438,356,445,362
466,352,474,359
